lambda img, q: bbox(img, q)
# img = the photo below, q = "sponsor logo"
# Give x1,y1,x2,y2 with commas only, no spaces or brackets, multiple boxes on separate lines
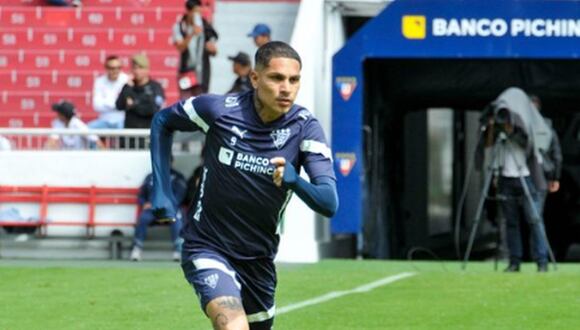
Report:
231,125,247,139
204,273,219,289
402,15,426,39
218,147,235,166
335,152,357,177
218,147,275,175
404,16,580,39
271,128,291,149
335,77,357,102
225,96,239,108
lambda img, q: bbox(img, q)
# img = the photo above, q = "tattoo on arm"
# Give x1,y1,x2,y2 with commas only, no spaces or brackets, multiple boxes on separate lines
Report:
213,313,229,328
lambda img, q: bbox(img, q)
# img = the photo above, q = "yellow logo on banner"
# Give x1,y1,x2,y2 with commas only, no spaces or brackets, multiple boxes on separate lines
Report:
402,15,426,39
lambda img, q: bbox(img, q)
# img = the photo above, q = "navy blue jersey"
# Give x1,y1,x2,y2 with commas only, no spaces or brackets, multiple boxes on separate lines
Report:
155,91,335,260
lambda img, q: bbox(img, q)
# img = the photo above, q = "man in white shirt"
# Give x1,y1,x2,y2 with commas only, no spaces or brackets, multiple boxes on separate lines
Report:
47,101,102,150
89,55,129,129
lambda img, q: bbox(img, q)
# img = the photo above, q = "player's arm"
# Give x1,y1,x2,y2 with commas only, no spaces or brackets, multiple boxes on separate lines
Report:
150,96,220,220
271,157,338,217
150,101,200,220
271,117,339,217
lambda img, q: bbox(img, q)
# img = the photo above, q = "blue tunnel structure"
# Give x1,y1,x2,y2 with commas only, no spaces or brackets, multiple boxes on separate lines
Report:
331,0,580,259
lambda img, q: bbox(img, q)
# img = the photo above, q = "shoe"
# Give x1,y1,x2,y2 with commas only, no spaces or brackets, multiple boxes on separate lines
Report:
504,264,520,272
538,263,548,272
130,246,142,261
172,251,181,262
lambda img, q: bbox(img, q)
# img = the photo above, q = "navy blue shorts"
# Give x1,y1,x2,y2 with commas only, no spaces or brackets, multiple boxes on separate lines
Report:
181,248,277,328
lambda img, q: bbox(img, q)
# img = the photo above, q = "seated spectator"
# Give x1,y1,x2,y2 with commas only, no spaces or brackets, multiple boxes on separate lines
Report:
226,51,253,94
46,101,103,150
89,55,129,129
247,23,271,47
130,160,187,262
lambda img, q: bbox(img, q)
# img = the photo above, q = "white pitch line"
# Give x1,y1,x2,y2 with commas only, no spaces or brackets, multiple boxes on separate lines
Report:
276,272,417,315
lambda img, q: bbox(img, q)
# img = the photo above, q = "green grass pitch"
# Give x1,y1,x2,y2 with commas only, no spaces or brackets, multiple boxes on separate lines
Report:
1,259,579,329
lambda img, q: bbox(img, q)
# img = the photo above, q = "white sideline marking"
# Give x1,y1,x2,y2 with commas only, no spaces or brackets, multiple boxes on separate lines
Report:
277,272,416,315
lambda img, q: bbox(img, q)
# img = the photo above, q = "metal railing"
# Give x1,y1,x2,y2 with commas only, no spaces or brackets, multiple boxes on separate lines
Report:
0,128,203,151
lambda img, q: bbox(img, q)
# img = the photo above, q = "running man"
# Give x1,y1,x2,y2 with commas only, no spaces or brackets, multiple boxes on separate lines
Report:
150,41,338,330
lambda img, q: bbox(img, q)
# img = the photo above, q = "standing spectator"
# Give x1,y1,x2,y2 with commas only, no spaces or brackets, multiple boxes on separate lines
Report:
173,0,219,98
89,55,129,129
247,23,271,47
226,51,253,94
130,160,187,262
530,95,563,214
116,54,165,129
46,101,102,150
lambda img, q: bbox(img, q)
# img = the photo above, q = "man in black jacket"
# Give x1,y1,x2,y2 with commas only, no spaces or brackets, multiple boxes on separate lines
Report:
116,54,165,148
116,54,165,129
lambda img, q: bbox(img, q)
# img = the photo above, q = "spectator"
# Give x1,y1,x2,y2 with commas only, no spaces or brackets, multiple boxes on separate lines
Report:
173,0,219,98
89,55,129,129
247,23,271,47
226,51,253,94
530,95,563,214
130,161,187,262
46,101,102,150
116,54,165,130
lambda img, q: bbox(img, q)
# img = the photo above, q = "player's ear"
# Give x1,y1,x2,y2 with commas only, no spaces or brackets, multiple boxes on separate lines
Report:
250,70,259,89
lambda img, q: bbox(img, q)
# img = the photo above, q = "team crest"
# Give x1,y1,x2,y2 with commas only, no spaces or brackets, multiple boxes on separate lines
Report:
204,273,219,289
335,76,357,101
271,128,291,149
335,152,357,177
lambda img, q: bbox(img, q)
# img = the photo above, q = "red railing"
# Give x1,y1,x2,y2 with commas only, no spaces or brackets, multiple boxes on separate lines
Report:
0,185,139,238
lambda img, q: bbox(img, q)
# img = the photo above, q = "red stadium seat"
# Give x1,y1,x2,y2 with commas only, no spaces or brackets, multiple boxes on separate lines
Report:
0,70,98,92
0,50,22,69
0,0,204,114
0,0,187,7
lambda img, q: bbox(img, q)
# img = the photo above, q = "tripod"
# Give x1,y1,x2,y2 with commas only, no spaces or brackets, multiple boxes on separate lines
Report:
461,132,557,270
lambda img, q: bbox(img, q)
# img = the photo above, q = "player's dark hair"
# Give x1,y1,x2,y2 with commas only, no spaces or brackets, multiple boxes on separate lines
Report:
254,41,302,70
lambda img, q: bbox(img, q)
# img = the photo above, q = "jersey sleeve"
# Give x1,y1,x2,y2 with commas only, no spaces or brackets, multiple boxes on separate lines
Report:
179,94,224,133
300,117,336,181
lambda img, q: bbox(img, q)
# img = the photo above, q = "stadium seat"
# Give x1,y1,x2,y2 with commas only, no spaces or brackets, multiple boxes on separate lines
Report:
0,70,99,92
0,0,203,118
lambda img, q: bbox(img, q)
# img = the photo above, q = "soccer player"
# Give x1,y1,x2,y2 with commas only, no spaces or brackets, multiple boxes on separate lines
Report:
150,41,338,330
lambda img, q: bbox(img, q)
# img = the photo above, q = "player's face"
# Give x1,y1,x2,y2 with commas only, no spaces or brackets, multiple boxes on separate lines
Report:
252,57,301,118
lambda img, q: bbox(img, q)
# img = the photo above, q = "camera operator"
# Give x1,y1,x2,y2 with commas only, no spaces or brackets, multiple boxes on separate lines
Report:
482,90,550,273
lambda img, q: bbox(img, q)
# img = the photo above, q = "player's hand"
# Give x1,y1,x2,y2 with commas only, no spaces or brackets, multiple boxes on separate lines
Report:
152,205,177,223
271,157,286,187
548,181,560,193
